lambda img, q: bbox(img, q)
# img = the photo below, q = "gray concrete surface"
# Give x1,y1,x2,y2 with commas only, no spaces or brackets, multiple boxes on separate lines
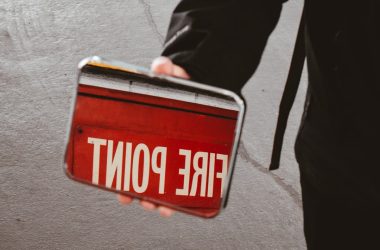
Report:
0,0,307,249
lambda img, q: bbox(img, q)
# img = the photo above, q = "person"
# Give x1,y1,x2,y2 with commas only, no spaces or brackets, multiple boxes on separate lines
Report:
119,0,380,249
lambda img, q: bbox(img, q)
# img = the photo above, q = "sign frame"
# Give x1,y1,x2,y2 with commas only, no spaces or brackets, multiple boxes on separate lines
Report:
63,56,246,217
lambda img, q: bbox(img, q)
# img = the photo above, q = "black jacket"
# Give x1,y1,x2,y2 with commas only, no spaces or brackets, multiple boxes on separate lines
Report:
162,0,380,203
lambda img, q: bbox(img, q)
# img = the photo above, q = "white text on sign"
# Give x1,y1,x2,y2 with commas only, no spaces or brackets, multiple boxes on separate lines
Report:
87,137,228,198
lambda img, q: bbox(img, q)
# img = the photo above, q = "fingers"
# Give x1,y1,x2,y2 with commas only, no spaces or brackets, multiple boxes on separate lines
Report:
172,64,190,79
140,200,174,217
158,206,175,217
151,56,190,79
140,200,157,211
117,194,133,205
151,57,173,75
139,201,175,218
118,194,174,217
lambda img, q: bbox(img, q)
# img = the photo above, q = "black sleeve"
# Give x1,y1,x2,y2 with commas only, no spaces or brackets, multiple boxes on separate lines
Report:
161,0,285,93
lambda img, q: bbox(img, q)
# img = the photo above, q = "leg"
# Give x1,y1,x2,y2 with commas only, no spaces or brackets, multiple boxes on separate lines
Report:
300,170,380,250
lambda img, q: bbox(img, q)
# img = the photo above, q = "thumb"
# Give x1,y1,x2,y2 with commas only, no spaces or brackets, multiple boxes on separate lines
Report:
151,56,190,79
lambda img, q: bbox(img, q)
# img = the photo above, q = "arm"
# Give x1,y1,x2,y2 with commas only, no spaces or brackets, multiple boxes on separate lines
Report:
119,0,285,216
162,0,285,92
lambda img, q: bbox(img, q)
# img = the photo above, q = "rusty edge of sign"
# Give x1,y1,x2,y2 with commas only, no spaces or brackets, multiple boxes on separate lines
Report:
63,56,246,217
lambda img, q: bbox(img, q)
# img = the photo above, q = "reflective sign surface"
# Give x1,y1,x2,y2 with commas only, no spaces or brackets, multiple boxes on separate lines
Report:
65,57,245,218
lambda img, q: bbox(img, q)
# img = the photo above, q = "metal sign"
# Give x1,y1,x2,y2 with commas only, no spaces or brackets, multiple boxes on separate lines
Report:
64,56,245,217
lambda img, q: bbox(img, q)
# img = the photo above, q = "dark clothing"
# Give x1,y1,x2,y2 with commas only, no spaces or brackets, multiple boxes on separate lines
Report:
162,0,283,92
300,168,380,250
162,0,380,248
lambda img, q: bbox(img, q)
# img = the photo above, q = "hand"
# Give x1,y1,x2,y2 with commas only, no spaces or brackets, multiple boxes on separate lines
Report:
150,56,190,79
117,56,190,217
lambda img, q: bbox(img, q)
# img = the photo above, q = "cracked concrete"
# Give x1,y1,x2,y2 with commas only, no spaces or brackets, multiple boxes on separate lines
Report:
137,0,165,44
0,0,307,249
238,141,302,208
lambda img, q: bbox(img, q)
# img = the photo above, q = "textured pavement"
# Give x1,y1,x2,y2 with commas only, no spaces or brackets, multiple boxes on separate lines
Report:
0,0,307,249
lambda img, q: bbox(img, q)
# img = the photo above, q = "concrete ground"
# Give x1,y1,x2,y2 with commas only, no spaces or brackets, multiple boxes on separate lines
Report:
0,0,307,249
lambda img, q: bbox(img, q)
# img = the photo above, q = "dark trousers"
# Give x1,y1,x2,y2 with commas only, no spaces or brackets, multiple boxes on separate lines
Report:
300,170,380,250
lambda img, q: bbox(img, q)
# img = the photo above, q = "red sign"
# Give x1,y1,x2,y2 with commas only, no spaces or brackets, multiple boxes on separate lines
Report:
66,83,238,211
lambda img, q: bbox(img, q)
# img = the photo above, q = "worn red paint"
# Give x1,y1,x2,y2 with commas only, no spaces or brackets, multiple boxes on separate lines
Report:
66,83,238,211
